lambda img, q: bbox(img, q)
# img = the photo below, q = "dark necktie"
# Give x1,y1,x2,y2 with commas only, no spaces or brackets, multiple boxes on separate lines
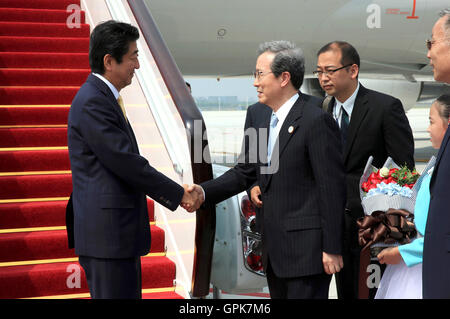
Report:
340,106,349,147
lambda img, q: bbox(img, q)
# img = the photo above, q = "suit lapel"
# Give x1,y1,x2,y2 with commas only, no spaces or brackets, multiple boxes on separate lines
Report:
277,95,305,159
88,74,139,154
326,97,334,114
263,94,305,187
126,121,140,154
343,85,369,163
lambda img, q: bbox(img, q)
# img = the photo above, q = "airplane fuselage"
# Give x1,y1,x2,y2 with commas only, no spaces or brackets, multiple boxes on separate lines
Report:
146,0,445,80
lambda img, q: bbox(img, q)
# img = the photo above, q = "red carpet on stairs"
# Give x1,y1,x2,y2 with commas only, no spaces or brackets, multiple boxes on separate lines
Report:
0,68,91,86
0,52,90,69
0,106,70,125
0,0,181,299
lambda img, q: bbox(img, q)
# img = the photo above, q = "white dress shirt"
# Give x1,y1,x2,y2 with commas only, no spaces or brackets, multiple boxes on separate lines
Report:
271,92,299,140
92,73,120,99
332,82,360,127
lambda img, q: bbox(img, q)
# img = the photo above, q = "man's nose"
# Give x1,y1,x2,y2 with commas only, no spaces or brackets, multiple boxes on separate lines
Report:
319,76,329,85
253,76,260,87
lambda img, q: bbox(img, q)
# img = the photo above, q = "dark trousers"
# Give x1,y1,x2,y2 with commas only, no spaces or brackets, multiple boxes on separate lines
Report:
335,213,361,299
79,255,142,299
266,258,331,299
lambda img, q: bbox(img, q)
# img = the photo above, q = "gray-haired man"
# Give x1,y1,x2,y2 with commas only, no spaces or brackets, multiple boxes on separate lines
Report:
187,41,346,298
423,8,450,299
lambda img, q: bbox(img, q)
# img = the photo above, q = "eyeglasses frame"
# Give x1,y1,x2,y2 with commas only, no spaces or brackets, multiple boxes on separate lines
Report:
312,64,354,78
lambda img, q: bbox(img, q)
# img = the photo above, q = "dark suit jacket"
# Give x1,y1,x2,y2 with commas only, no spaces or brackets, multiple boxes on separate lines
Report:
202,93,346,278
66,74,184,259
423,127,450,298
241,102,272,234
323,84,414,220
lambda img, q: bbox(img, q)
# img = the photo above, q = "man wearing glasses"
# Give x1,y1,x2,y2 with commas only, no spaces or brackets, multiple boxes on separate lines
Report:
315,41,415,299
188,41,346,298
423,8,450,299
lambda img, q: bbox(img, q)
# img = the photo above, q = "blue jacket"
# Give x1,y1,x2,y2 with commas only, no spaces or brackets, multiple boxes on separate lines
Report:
398,172,432,266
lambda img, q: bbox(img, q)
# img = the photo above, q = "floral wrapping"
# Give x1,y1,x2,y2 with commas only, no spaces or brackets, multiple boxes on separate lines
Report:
357,156,436,257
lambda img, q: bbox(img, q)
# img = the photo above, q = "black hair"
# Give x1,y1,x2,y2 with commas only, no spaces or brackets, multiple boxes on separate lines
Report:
89,20,139,74
435,94,450,120
317,41,360,70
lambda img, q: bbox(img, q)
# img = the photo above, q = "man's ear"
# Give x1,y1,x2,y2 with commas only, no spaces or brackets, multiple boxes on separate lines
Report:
350,64,359,80
103,54,114,73
280,71,291,88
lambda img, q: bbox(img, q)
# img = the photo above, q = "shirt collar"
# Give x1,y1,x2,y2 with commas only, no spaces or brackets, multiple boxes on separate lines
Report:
93,73,120,100
335,82,360,116
273,92,299,125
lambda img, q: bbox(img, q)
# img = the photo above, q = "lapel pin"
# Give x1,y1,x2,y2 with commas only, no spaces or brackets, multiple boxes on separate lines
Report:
288,126,294,134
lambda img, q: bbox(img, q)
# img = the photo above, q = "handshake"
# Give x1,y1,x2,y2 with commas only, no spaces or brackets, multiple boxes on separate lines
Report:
181,184,205,212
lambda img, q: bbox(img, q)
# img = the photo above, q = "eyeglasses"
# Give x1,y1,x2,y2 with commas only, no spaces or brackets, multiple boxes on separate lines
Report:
426,38,449,50
253,70,273,80
312,64,353,78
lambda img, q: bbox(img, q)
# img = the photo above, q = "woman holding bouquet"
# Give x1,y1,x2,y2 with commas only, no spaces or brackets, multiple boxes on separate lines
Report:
375,94,450,299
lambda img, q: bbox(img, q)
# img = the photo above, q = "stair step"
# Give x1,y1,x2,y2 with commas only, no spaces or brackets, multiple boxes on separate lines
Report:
0,229,77,262
0,106,70,126
0,198,155,229
0,174,72,200
0,225,165,262
0,68,90,86
0,52,89,69
0,87,79,105
0,127,67,147
0,149,70,172
0,22,90,37
25,287,182,299
0,0,81,10
0,200,67,229
0,256,176,299
0,8,85,24
0,36,89,53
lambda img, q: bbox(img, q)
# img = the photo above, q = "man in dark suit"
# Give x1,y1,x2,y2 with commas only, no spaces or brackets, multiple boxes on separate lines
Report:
67,20,197,299
315,41,415,299
423,9,450,299
186,41,346,298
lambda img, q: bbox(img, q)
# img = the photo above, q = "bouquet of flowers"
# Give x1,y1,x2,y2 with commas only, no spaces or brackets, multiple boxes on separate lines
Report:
357,156,435,258
359,157,420,214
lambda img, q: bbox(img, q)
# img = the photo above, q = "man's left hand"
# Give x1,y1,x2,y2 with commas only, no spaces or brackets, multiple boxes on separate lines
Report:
322,252,344,275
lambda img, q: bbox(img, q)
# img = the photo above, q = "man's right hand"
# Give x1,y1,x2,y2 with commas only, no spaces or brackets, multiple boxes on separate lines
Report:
181,184,205,212
250,185,262,208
